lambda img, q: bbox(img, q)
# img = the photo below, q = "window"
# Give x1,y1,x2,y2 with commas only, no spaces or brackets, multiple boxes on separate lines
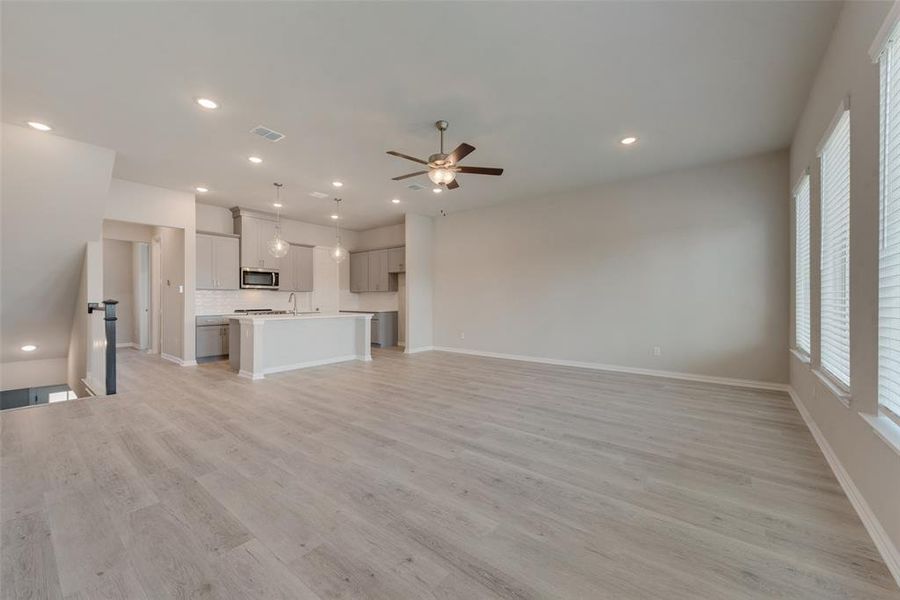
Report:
794,175,811,355
879,29,900,419
819,108,851,389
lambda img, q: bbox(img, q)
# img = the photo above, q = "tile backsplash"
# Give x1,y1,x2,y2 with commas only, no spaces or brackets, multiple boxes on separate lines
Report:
195,289,313,315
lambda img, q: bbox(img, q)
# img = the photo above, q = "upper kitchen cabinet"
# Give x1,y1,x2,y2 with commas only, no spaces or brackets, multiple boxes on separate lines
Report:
350,251,369,292
368,249,390,292
281,244,314,292
196,232,240,290
387,247,405,273
232,209,282,270
349,247,403,292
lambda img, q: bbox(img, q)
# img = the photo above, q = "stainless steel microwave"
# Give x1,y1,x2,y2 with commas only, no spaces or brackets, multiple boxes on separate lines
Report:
241,268,279,289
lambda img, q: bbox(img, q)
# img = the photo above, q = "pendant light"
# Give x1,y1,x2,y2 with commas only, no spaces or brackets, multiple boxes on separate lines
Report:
267,183,289,258
331,198,347,263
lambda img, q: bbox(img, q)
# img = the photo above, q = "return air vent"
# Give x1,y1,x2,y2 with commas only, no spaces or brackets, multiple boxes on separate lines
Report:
309,191,328,199
250,125,285,142
406,182,426,191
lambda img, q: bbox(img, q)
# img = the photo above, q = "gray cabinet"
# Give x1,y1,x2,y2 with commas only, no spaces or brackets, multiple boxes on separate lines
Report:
197,233,240,290
196,316,229,360
368,249,390,292
282,244,314,292
235,215,282,270
349,246,403,292
388,247,405,273
350,251,369,292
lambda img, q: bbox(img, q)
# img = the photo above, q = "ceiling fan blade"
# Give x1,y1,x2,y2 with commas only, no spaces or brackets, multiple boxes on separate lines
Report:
447,179,460,190
391,170,428,181
386,150,428,165
446,143,476,165
456,166,504,176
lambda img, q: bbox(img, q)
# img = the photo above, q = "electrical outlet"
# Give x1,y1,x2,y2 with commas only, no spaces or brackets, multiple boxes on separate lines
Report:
459,331,465,340
652,345,662,357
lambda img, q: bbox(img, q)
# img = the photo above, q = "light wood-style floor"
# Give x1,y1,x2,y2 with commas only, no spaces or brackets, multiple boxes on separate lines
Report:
2,348,898,599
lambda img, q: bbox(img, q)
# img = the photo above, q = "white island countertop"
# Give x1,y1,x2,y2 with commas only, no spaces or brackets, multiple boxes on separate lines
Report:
228,312,372,323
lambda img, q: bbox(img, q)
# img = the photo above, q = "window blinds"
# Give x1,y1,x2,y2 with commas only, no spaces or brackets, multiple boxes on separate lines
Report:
820,109,851,389
794,175,811,355
879,33,900,418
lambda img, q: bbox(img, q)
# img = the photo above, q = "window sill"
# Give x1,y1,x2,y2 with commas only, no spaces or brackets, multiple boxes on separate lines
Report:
789,348,811,364
861,412,900,458
813,369,852,407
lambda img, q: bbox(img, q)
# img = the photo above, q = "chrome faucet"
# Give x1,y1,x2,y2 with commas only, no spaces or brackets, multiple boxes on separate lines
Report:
288,292,298,315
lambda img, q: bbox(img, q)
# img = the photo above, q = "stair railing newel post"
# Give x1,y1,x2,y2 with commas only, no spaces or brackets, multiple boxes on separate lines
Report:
88,299,118,395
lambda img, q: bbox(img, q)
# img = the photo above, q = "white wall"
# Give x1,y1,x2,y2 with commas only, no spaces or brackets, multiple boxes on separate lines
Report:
158,227,185,360
788,0,900,576
103,239,134,345
433,151,789,383
0,124,115,368
107,179,196,363
1,358,68,392
103,219,154,243
405,214,434,352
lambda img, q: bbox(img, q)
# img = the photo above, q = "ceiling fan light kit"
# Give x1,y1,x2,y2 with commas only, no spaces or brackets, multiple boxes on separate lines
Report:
387,120,503,191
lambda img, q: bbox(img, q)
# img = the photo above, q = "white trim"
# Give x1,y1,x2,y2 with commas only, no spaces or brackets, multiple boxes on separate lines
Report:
789,348,811,365
813,368,852,407
430,346,788,392
160,353,196,367
787,388,900,587
80,378,98,397
115,342,138,349
397,341,406,348
404,345,435,355
240,354,367,380
871,1,900,62
816,99,851,157
861,412,900,458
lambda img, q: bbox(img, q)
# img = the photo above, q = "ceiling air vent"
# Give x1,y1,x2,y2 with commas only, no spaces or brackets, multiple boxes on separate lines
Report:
250,125,286,142
309,191,328,199
406,182,426,191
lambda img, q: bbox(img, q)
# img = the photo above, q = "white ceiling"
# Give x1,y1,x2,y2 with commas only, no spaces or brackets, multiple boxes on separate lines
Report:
2,1,840,230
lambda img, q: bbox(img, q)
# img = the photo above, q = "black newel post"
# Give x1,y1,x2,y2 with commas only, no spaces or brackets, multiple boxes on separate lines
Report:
88,300,118,395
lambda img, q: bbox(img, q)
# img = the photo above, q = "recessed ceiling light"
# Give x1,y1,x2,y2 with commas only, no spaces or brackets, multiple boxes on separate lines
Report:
248,156,263,164
620,136,637,145
195,187,209,193
392,198,401,204
27,121,52,132
21,345,37,352
332,181,344,188
433,187,442,194
331,214,339,220
273,202,283,208
196,98,218,109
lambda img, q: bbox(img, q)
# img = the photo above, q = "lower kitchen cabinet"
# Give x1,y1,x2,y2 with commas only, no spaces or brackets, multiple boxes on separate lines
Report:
196,317,229,360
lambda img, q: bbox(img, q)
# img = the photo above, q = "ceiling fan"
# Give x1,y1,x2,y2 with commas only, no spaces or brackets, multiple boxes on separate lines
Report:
387,120,503,190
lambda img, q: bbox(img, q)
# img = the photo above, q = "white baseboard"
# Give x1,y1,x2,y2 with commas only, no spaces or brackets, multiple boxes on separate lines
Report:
404,345,434,354
240,354,365,380
115,342,137,349
787,388,900,587
160,353,196,367
431,346,788,392
80,377,99,397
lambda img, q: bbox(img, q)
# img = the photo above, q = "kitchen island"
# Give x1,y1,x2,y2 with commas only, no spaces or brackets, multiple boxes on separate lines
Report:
229,312,372,380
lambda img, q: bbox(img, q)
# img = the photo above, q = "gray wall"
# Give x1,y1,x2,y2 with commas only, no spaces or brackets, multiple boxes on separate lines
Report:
433,150,789,383
103,238,134,345
788,0,900,564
